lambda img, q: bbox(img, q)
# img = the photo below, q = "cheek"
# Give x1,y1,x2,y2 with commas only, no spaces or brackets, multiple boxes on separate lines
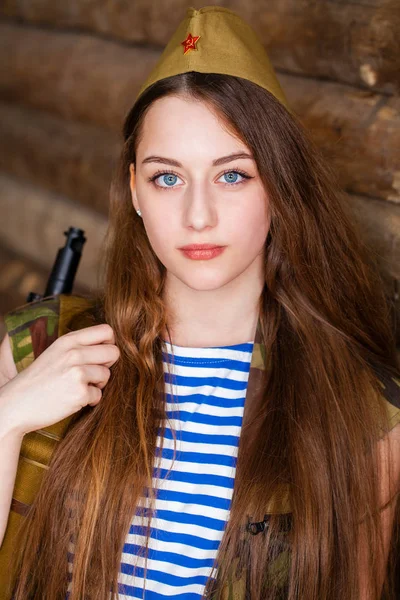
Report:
230,197,270,251
142,212,177,258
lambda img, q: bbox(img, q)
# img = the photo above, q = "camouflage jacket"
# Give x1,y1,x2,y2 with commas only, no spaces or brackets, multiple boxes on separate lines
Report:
0,293,399,600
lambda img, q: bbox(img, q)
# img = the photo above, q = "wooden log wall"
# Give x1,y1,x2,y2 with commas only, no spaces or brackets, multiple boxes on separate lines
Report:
0,0,399,344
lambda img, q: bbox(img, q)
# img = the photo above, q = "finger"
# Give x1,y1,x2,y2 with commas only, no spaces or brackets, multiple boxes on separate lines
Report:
72,344,120,368
81,365,111,388
63,324,115,347
86,384,103,406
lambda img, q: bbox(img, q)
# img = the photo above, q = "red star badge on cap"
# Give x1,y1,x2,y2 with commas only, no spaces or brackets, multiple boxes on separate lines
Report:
181,32,200,55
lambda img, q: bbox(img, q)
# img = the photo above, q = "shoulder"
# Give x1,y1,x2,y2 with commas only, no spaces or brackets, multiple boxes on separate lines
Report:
3,294,99,374
372,364,400,435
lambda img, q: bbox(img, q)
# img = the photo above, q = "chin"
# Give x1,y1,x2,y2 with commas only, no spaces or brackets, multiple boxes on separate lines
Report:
177,270,236,292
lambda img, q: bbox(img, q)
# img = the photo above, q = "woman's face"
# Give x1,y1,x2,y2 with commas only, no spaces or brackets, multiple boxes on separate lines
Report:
130,95,271,292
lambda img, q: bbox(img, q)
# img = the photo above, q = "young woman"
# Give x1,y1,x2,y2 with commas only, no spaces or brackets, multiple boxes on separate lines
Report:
0,6,399,600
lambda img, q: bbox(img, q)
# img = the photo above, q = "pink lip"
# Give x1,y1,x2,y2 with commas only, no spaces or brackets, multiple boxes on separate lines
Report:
179,246,226,260
179,244,223,250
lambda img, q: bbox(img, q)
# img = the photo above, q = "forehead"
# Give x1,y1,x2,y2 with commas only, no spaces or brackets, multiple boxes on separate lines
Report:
137,95,242,156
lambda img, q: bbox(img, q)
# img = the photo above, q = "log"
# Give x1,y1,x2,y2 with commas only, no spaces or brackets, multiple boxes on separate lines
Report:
0,101,119,215
0,22,158,132
0,40,399,205
346,192,400,344
346,192,400,282
282,77,400,204
0,174,107,292
1,0,399,91
253,0,400,92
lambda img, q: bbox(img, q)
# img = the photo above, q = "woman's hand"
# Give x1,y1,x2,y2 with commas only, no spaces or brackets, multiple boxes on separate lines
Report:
0,324,120,436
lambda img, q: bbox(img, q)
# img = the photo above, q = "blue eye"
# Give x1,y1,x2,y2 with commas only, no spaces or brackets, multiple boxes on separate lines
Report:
153,173,181,188
148,169,252,190
220,171,243,184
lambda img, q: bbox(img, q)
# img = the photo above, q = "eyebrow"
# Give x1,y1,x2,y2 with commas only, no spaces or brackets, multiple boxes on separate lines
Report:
141,152,254,167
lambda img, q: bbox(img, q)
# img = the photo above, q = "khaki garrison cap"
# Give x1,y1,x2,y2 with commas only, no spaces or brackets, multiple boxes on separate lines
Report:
135,5,291,113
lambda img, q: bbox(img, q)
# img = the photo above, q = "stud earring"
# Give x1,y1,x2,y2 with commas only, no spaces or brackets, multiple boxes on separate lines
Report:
136,209,142,217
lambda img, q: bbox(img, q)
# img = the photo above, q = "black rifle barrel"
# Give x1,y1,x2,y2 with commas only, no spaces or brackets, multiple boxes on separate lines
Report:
26,227,86,303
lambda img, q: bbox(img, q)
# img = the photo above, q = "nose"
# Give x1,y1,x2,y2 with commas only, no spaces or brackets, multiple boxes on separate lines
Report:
183,182,218,231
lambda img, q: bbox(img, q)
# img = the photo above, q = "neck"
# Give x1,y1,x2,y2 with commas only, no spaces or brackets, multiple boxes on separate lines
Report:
162,260,264,348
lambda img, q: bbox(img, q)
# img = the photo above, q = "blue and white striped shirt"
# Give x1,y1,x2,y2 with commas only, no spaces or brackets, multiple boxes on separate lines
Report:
68,338,254,599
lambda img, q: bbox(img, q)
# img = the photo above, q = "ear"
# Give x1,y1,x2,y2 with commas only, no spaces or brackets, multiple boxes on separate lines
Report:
129,163,140,213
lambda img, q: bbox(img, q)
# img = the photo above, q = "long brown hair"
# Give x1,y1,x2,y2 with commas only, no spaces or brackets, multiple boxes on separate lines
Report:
9,72,400,599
